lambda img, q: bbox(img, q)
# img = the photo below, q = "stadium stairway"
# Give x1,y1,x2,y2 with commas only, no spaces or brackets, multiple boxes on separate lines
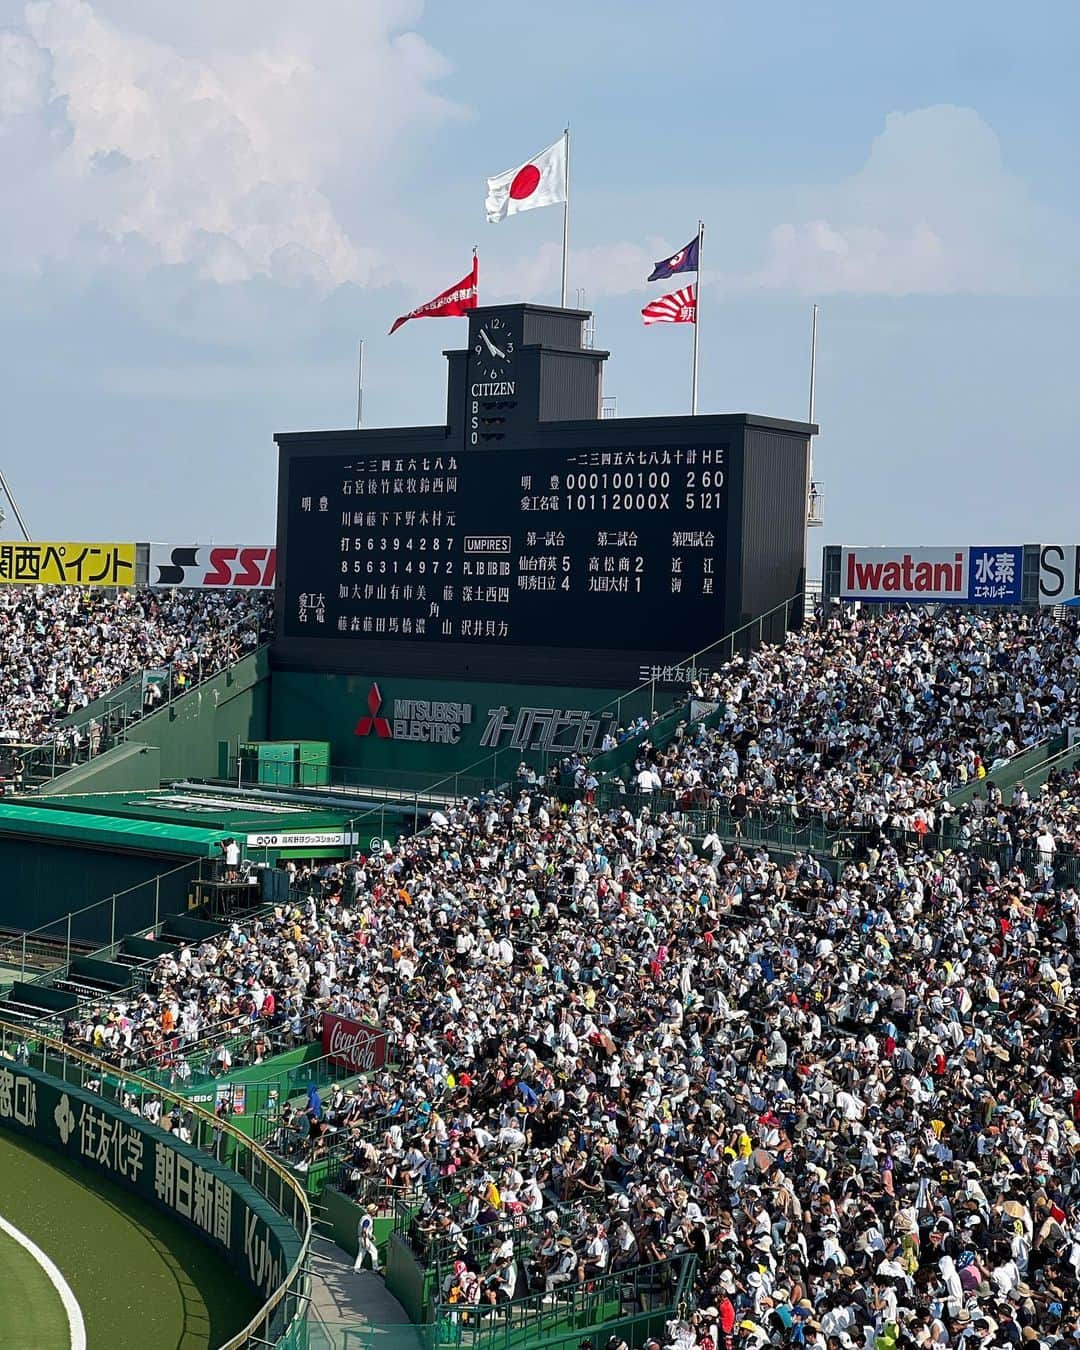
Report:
19,644,270,796
945,732,1068,810
0,912,234,1027
305,1233,416,1350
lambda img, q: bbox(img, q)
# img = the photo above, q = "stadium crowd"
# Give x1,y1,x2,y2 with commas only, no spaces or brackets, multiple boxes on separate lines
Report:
0,585,272,746
55,606,1080,1349
610,608,1080,836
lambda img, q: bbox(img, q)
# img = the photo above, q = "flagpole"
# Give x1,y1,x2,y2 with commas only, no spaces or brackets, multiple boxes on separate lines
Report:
691,219,704,414
807,302,818,524
356,339,365,429
561,126,570,307
808,302,818,424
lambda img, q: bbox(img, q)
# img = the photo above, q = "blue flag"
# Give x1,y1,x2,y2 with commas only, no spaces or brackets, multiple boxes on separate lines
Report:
648,235,699,282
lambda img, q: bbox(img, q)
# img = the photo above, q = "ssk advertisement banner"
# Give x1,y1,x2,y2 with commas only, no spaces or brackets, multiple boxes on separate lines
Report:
149,544,276,589
1037,545,1080,606
322,1013,388,1073
840,546,1022,604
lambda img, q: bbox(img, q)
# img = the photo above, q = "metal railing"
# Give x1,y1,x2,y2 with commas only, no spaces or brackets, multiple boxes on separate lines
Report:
1018,736,1080,788
118,1022,299,1091
410,1200,565,1293
625,792,1080,889
16,627,271,788
429,1252,695,1350
586,590,804,730
225,759,525,809
0,1019,311,1350
0,855,210,985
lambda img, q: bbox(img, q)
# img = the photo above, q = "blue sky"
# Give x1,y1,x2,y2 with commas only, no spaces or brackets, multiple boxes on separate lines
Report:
0,0,1076,562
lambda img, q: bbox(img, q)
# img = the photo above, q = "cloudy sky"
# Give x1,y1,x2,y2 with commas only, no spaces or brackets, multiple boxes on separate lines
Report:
0,0,1077,559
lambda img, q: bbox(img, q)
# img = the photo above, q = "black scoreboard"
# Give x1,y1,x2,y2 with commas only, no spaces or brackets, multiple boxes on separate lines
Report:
284,444,727,651
274,304,814,688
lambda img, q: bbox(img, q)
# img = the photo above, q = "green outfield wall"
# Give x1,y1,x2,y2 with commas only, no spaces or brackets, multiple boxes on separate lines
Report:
0,1061,302,1309
0,1056,309,1346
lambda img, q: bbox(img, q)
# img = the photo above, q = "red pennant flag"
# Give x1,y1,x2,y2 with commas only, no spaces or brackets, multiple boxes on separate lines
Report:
642,284,696,325
390,255,478,335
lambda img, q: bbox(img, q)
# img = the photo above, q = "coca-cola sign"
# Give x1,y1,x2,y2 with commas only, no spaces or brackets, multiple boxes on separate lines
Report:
322,1013,387,1072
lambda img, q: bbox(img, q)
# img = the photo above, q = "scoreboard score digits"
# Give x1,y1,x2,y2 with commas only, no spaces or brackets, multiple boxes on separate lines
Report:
283,445,729,655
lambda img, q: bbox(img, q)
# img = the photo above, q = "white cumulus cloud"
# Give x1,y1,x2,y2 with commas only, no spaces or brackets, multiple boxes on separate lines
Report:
756,220,950,295
0,0,460,284
0,28,47,116
749,105,1072,296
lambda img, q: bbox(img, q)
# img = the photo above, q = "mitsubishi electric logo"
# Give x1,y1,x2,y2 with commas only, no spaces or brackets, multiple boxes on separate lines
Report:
354,683,473,744
354,683,392,738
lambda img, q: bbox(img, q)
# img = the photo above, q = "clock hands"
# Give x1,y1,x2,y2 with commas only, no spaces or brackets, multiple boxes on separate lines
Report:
479,328,506,361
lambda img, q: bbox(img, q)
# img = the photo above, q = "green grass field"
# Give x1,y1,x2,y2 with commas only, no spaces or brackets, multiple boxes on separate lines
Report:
0,1222,72,1349
0,1130,259,1349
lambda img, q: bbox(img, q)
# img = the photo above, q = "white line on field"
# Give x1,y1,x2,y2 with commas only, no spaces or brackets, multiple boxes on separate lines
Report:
0,1213,87,1350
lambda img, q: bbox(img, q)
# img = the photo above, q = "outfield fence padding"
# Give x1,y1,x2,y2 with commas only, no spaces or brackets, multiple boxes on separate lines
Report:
0,1024,311,1350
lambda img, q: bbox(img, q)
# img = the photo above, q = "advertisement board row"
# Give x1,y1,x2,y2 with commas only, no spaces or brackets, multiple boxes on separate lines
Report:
148,544,275,589
839,546,1022,605
0,1062,300,1304
0,542,275,588
837,544,1080,607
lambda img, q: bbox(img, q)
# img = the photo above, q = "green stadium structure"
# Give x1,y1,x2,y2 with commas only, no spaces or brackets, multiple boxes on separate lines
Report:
0,783,414,954
0,1021,311,1349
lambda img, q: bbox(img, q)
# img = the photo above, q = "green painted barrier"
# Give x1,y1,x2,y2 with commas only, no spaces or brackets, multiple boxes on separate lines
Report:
0,1060,304,1344
173,1040,332,1118
947,734,1065,809
0,1022,312,1349
70,955,131,988
1018,737,1080,793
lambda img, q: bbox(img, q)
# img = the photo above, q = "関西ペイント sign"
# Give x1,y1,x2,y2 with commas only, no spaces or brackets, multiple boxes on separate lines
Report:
0,541,136,587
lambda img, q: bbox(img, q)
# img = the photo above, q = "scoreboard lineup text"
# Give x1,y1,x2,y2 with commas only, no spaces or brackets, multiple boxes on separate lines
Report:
283,444,729,660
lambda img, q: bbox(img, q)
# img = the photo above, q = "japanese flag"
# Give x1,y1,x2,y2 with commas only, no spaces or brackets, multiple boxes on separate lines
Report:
485,136,567,222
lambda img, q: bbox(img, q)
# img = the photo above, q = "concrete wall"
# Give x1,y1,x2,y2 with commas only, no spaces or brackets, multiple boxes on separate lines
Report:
127,647,271,781
38,742,162,797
